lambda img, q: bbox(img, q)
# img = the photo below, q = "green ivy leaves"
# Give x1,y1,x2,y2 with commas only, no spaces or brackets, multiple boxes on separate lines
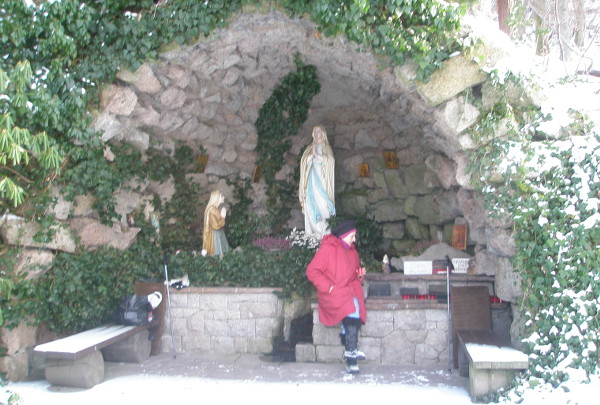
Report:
285,0,464,82
477,129,600,382
168,247,315,299
0,0,250,217
255,54,321,233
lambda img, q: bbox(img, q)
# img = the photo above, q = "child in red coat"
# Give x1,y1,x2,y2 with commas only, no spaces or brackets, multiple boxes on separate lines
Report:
306,220,367,374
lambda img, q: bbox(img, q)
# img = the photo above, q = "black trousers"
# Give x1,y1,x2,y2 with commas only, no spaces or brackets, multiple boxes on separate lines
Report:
341,317,361,352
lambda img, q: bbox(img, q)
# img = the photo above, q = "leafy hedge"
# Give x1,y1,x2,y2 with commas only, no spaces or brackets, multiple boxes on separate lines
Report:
1,234,318,333
168,247,315,299
468,74,600,391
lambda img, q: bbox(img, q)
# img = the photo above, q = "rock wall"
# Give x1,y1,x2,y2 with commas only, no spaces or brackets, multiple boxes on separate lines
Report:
0,11,531,379
90,12,520,294
0,12,522,268
90,12,515,258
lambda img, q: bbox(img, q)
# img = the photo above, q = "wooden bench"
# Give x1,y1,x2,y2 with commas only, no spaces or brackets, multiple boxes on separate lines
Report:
34,324,151,388
457,330,529,401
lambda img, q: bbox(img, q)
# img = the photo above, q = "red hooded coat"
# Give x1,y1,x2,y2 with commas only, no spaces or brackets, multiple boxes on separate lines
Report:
306,234,367,326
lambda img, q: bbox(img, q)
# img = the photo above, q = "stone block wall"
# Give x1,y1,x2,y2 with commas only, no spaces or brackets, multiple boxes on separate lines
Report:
161,287,285,355
297,301,450,365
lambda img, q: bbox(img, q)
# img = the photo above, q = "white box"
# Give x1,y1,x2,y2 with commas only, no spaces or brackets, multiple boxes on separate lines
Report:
452,258,470,273
404,261,433,275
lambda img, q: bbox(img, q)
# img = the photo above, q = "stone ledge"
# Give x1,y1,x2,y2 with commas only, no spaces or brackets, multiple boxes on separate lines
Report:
310,300,447,311
366,299,447,311
365,273,495,282
172,286,283,294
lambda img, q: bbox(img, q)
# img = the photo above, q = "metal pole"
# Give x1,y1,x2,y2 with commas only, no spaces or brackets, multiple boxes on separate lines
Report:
163,254,176,359
445,255,453,373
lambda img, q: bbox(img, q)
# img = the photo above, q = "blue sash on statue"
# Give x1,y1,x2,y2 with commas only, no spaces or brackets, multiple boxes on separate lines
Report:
306,162,335,224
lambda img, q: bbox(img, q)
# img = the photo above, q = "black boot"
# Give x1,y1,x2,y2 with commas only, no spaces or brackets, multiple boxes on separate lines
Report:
345,357,360,374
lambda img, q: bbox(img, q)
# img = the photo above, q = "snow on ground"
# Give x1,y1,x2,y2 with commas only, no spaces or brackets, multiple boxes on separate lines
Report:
6,376,472,405
501,374,600,405
4,371,598,405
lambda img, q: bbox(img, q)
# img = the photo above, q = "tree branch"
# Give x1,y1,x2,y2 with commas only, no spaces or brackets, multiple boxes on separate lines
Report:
0,166,33,183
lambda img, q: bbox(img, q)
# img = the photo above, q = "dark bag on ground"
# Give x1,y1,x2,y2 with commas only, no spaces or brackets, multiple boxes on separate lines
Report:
116,295,153,326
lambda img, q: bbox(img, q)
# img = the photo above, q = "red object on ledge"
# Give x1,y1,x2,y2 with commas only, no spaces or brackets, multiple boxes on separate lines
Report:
401,294,438,300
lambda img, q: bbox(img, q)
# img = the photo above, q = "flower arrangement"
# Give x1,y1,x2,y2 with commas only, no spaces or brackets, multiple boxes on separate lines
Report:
252,236,292,251
286,228,320,250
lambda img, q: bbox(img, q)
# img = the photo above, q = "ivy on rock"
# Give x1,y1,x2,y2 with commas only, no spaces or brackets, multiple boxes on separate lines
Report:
255,54,321,233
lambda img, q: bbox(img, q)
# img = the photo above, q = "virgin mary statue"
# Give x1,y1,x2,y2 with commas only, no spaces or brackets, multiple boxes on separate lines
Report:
299,126,336,239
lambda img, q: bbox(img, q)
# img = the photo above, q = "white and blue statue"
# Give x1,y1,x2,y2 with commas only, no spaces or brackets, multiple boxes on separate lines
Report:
299,125,336,240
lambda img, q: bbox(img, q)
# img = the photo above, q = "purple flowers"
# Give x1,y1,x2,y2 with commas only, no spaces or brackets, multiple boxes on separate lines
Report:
252,236,291,251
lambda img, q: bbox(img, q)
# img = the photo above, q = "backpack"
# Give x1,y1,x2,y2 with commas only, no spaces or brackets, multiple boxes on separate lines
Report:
116,295,153,326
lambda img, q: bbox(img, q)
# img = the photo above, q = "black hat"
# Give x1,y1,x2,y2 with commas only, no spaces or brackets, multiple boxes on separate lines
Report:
332,220,357,237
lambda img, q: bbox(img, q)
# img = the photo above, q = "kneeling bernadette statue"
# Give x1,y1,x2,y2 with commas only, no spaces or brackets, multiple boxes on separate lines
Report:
306,220,367,374
299,125,336,240
202,190,230,256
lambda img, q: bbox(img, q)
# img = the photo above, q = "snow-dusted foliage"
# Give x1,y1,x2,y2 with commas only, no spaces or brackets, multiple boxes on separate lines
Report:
475,86,599,399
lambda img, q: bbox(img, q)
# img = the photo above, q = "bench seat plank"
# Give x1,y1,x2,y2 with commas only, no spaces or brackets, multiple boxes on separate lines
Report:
457,330,528,370
465,343,529,370
34,324,148,360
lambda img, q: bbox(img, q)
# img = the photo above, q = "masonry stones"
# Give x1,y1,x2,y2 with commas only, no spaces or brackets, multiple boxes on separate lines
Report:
0,11,530,380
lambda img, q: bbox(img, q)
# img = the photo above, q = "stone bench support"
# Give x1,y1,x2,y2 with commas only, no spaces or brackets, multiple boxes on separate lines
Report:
457,330,528,401
44,350,105,389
